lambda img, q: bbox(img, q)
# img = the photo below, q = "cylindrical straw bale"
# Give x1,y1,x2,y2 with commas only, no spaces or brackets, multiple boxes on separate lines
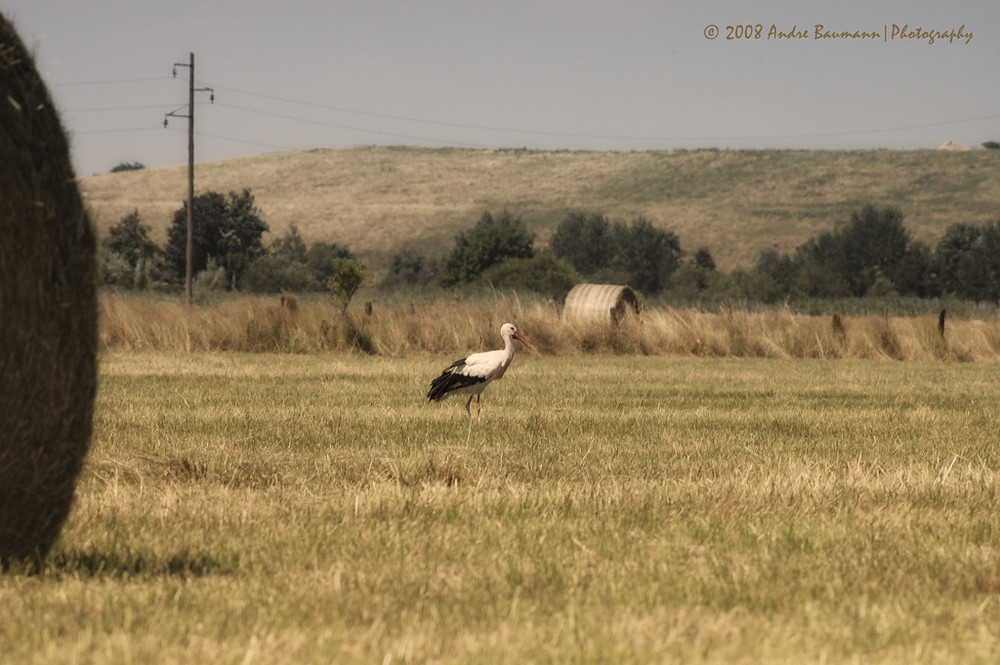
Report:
563,283,640,326
1,13,99,567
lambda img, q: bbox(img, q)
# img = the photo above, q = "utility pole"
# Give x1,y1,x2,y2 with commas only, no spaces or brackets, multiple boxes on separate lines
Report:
165,53,213,305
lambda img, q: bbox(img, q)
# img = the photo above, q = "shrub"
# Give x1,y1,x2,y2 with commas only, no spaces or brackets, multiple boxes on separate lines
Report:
242,255,317,293
439,210,534,286
110,161,145,173
306,241,354,290
102,210,158,269
478,253,580,301
328,258,367,312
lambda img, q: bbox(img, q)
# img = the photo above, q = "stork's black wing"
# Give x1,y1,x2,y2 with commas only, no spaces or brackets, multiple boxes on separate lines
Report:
427,359,487,401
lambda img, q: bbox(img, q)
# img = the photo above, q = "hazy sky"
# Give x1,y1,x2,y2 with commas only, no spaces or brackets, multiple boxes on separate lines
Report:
5,0,999,176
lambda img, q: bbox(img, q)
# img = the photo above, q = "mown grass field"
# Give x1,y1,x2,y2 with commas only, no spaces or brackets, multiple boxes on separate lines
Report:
2,352,998,663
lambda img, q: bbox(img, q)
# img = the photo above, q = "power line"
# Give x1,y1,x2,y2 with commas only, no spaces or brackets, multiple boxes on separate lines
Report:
208,82,642,139
69,103,176,113
192,131,295,152
54,76,171,87
53,74,1000,153
211,101,489,147
73,126,164,136
205,81,1000,143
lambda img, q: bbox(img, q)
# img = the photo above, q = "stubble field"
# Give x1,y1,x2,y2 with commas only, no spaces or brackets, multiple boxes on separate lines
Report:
2,350,998,664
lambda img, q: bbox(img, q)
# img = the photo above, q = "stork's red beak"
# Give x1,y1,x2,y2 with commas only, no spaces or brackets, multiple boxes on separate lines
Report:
513,330,537,352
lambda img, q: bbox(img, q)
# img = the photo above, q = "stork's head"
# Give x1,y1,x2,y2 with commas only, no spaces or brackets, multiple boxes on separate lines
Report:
501,322,534,350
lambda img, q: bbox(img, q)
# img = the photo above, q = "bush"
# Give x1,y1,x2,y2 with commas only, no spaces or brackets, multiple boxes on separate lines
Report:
439,210,534,286
380,250,435,289
194,258,228,293
328,258,367,312
306,241,354,290
242,255,317,293
102,210,159,270
478,253,579,301
97,248,135,287
110,161,145,173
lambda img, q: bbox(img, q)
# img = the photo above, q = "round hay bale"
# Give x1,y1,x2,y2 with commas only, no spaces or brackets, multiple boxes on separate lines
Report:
0,13,98,567
563,284,640,326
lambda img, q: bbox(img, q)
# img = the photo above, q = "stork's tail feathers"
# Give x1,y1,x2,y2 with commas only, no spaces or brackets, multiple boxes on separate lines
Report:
427,360,483,401
427,370,455,402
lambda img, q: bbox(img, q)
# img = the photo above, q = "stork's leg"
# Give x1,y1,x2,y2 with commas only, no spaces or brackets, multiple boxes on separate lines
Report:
465,395,474,420
476,394,482,422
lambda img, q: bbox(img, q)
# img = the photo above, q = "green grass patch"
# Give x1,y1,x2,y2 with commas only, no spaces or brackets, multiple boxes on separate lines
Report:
2,354,998,663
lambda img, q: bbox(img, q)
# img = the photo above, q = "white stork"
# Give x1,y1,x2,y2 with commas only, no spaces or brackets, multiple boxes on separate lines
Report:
427,323,533,421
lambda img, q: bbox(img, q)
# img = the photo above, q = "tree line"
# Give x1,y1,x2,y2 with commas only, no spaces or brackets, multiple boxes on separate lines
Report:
740,206,1000,304
100,190,356,296
98,191,1000,306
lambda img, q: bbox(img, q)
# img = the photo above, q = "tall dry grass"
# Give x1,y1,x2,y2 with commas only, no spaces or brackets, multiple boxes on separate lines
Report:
98,294,1000,361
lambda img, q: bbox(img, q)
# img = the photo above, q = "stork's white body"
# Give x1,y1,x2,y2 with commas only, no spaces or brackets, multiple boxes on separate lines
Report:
427,323,531,420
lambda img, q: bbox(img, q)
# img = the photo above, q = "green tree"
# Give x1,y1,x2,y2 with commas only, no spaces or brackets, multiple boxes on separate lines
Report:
550,212,682,294
940,221,1000,301
217,189,269,289
272,224,308,263
102,210,158,268
439,210,534,286
667,247,719,298
791,233,851,299
692,247,716,272
839,205,909,297
328,258,367,312
548,212,613,276
610,217,681,293
979,222,1000,302
936,223,981,295
306,241,354,290
744,248,794,303
894,241,941,298
165,191,228,280
164,189,269,290
380,249,429,289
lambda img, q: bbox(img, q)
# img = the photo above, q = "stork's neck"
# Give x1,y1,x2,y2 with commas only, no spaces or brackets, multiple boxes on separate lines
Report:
501,331,516,362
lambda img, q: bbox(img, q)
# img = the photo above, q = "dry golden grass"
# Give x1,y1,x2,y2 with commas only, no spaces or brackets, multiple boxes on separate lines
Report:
79,147,1000,272
97,294,1000,362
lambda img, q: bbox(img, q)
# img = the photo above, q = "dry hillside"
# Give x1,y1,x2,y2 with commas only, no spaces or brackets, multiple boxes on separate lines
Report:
79,146,1000,273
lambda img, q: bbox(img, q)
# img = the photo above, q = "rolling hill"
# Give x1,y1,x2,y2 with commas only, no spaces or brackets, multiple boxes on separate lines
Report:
78,146,1000,274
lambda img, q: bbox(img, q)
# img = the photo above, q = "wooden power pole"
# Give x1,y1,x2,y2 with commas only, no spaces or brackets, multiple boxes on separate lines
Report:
166,53,213,306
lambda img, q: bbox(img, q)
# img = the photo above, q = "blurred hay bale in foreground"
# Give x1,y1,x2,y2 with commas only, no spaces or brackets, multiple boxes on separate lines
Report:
0,13,98,567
